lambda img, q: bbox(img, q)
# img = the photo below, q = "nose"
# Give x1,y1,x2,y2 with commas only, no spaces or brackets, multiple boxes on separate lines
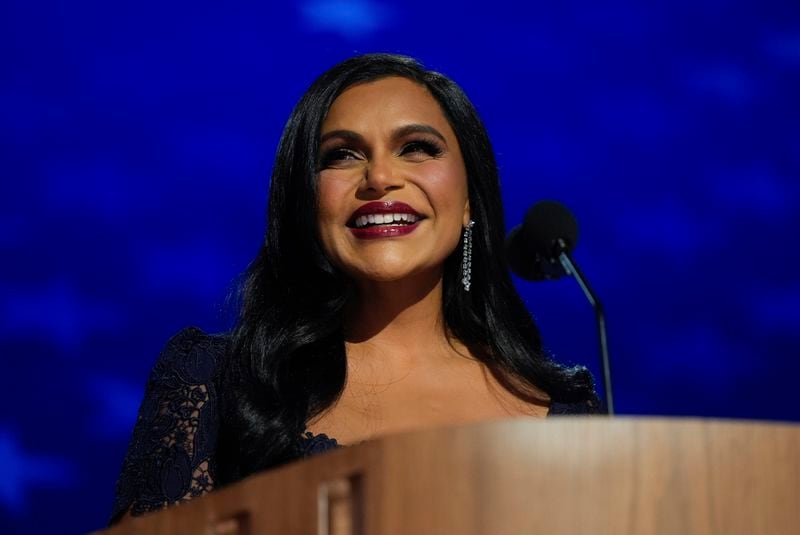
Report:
361,151,403,194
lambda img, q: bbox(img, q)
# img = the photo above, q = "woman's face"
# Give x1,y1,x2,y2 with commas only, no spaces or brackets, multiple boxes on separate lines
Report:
317,76,470,285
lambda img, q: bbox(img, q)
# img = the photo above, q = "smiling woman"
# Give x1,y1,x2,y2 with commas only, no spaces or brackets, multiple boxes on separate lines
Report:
109,54,600,525
317,77,470,284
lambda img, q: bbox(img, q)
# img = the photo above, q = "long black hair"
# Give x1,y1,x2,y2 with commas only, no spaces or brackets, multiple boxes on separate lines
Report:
217,53,597,484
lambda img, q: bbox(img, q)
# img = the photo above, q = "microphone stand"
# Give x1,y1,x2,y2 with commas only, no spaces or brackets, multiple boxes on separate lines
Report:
556,239,615,416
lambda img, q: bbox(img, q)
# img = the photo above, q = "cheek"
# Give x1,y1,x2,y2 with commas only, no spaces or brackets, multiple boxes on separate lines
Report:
316,173,361,266
317,173,355,223
415,161,468,214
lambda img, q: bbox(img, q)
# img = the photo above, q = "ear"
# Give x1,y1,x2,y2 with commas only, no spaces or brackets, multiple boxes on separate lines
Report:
462,198,471,227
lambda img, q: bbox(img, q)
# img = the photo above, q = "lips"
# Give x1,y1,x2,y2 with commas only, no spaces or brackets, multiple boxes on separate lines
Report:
346,201,425,239
346,201,424,228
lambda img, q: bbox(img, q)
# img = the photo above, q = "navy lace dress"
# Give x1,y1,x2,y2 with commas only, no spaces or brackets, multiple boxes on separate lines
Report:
110,327,599,524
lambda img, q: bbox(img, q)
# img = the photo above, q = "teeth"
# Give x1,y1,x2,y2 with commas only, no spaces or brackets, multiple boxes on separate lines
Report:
353,213,420,228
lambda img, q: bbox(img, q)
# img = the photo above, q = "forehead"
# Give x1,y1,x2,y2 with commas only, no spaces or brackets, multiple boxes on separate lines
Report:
322,77,455,137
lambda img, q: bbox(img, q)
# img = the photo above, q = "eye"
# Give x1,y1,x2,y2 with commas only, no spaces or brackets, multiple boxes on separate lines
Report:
319,147,362,169
399,139,444,159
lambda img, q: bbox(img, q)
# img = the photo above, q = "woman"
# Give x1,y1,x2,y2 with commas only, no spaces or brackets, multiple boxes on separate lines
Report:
110,53,598,524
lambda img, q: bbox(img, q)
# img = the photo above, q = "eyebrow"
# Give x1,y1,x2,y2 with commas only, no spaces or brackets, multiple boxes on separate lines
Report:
319,123,448,146
393,124,448,145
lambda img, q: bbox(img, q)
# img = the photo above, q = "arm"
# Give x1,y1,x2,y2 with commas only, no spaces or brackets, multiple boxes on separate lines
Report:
109,327,226,525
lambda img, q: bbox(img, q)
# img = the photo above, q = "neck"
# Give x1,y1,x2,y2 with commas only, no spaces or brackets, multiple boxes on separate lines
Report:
345,269,458,364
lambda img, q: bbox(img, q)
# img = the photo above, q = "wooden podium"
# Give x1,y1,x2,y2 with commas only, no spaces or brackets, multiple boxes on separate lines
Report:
102,418,800,534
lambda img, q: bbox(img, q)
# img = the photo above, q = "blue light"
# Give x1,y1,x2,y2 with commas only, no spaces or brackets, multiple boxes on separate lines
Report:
300,0,390,39
0,427,76,515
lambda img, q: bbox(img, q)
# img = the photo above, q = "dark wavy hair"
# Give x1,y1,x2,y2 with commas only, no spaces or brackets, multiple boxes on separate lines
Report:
217,53,597,484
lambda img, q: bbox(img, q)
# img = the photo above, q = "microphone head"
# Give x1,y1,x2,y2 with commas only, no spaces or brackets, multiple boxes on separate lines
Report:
522,200,579,257
505,200,579,281
505,225,549,280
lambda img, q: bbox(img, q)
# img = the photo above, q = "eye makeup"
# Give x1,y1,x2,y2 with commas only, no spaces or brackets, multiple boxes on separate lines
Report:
398,138,444,159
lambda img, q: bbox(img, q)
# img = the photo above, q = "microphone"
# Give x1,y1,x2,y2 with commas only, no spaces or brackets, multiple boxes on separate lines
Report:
505,200,579,281
505,200,615,415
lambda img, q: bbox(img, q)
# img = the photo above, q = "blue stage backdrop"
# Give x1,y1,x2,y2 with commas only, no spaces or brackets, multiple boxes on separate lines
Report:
2,0,799,532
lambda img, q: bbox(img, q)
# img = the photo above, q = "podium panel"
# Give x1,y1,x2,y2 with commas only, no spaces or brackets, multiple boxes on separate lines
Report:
101,418,800,535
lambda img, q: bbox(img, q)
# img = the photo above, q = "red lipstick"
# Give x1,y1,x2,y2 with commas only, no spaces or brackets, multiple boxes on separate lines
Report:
347,201,424,240
349,201,421,220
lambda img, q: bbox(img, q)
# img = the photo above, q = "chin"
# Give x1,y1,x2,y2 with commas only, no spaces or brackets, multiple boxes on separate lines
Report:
350,261,443,285
354,267,416,283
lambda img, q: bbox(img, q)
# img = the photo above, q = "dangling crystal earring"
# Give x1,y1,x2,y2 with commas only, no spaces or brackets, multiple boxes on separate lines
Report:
461,220,475,292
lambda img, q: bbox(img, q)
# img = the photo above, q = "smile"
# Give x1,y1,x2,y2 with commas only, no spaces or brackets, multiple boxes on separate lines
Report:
346,201,425,228
347,201,425,239
353,213,420,228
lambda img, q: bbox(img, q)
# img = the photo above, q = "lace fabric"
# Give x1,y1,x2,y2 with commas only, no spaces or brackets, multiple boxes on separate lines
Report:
110,328,225,524
110,327,598,525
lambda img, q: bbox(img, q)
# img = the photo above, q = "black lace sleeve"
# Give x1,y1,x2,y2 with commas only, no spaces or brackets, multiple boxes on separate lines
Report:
549,398,604,415
109,327,227,525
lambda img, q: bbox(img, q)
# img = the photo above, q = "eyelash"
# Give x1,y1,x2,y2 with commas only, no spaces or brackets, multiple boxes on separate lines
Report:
319,148,359,168
319,139,444,168
399,139,444,158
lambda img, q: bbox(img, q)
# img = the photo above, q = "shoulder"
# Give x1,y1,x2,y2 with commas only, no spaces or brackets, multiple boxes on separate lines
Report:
548,398,604,416
149,326,229,385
